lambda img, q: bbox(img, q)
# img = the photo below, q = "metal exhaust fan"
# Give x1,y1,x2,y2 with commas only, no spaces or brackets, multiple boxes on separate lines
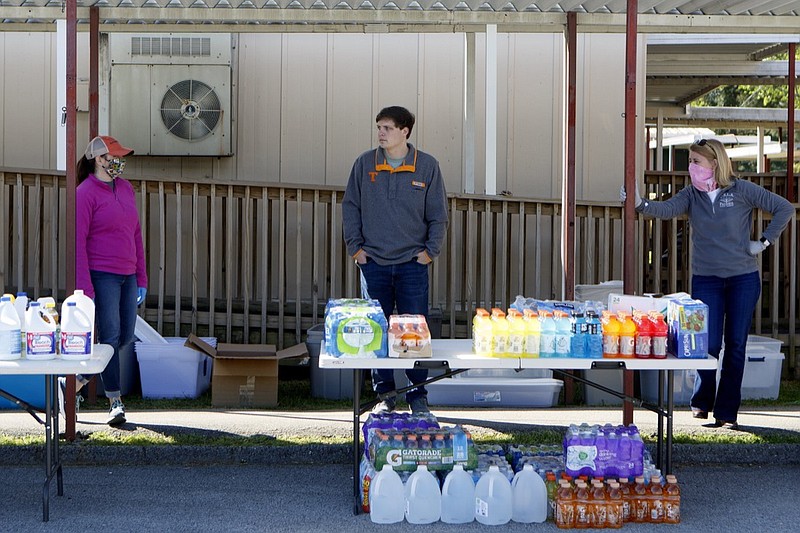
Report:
159,79,222,142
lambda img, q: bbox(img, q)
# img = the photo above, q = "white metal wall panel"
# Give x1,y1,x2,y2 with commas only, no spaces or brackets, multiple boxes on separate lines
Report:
280,34,328,185
109,65,152,155
236,34,283,183
326,34,375,187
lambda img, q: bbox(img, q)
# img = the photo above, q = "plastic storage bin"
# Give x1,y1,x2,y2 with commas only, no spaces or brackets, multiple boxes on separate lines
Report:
639,369,697,406
135,337,215,399
741,344,784,400
427,377,563,407
307,324,354,400
0,375,45,410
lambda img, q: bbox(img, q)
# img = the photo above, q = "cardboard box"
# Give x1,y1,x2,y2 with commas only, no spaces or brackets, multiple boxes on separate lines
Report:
185,334,307,408
607,292,690,315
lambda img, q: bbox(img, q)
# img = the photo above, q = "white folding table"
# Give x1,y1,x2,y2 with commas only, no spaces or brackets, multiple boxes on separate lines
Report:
320,339,717,514
0,345,113,521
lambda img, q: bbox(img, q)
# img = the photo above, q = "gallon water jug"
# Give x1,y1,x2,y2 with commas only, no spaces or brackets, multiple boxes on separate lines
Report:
14,292,29,354
511,464,548,523
405,464,441,524
60,302,93,360
474,464,512,525
25,301,57,360
369,464,405,524
0,296,22,360
441,464,475,524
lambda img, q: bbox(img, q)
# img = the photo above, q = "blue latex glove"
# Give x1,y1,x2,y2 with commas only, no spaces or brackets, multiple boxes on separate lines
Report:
137,287,147,306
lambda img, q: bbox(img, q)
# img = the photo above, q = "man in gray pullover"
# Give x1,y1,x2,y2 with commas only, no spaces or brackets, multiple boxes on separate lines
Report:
342,106,449,414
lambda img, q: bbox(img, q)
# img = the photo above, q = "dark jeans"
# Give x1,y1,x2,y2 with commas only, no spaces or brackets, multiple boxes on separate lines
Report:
690,271,761,422
359,258,429,403
81,271,138,398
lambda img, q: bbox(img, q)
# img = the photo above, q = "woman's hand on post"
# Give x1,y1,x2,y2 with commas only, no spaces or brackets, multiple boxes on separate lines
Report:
619,183,642,208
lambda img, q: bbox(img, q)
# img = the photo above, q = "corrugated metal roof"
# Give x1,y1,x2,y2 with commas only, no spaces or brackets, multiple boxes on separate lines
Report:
0,1,798,21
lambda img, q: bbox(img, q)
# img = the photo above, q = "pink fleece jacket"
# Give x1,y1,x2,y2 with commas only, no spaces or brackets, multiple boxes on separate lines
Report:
75,174,147,298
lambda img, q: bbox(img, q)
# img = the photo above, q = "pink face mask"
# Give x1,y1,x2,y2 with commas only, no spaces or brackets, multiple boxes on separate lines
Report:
689,163,717,192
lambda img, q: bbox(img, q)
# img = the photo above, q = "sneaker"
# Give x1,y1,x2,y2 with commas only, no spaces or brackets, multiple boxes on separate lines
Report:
409,396,431,415
107,398,126,426
371,398,396,415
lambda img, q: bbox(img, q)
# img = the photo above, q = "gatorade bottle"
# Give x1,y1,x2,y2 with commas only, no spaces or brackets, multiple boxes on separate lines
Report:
556,480,575,529
25,301,57,360
647,476,665,523
0,296,22,361
441,464,475,524
369,464,405,524
601,311,620,359
584,310,604,358
633,311,652,359
490,308,509,357
522,309,540,358
606,481,624,528
405,464,441,524
573,480,591,529
590,481,608,528
539,311,557,358
553,310,572,357
650,312,668,359
618,312,636,358
618,478,632,523
473,308,493,356
663,475,680,524
545,472,558,521
570,311,586,358
631,476,649,523
506,309,525,356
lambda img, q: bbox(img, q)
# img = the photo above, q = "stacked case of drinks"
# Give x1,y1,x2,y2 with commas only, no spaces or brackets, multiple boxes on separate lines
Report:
387,314,431,358
556,474,681,528
563,423,645,479
0,290,95,361
323,298,388,358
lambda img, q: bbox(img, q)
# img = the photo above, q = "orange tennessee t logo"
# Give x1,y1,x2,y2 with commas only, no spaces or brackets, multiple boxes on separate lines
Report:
369,171,378,182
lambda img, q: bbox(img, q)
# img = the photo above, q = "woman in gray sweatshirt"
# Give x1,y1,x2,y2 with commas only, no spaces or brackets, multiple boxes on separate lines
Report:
623,138,793,429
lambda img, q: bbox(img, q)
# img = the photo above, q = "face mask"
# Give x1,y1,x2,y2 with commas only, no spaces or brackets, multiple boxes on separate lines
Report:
689,163,717,192
106,157,126,179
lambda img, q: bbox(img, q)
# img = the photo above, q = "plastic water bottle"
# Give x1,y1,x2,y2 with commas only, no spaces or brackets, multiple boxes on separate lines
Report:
0,296,22,360
522,308,540,358
584,310,604,358
60,302,93,360
441,464,475,524
511,464,547,523
570,312,586,358
539,311,556,358
405,464,441,524
369,464,405,524
474,465,512,525
553,310,572,357
25,301,57,360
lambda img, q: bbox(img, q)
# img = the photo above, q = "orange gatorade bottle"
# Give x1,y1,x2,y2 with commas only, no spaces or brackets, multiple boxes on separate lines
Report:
648,476,664,523
618,312,636,358
556,480,575,529
601,311,620,358
663,475,681,524
606,481,624,529
632,476,649,523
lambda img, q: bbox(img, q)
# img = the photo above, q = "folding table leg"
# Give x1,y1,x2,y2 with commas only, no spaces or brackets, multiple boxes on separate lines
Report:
352,368,362,515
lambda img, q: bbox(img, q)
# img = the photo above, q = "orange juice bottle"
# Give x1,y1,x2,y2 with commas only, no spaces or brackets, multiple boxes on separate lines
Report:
618,312,636,358
601,311,620,359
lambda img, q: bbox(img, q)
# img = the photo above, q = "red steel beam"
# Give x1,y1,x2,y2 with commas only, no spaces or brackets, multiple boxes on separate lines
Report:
65,0,78,441
622,0,639,426
89,8,99,140
788,43,795,203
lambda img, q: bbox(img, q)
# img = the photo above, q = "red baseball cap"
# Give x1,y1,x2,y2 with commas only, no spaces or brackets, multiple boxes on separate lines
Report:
85,135,134,159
